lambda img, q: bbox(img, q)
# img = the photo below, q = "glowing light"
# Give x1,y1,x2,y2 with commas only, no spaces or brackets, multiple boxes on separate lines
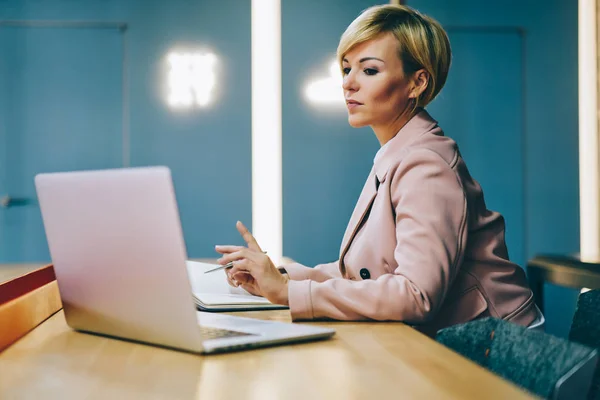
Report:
252,0,282,264
167,52,217,108
304,60,344,106
578,0,600,261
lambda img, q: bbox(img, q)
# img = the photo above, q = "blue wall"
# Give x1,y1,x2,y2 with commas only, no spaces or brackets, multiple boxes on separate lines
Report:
0,0,253,256
0,0,581,338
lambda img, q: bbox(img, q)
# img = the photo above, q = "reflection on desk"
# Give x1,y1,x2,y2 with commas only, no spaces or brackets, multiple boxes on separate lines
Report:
0,263,47,284
0,310,534,399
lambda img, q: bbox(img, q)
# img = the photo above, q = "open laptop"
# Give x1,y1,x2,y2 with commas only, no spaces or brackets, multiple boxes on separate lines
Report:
34,166,335,354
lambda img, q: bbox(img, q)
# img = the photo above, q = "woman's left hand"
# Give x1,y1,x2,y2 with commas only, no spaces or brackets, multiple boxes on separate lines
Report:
215,221,289,305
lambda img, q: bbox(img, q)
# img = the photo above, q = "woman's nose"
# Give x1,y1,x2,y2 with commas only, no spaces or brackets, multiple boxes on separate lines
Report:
342,72,357,91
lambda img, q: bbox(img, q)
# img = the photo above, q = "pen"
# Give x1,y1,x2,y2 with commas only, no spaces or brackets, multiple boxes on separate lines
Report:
204,251,268,274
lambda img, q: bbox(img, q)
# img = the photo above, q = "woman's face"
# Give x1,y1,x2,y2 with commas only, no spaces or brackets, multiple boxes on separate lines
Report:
342,33,415,130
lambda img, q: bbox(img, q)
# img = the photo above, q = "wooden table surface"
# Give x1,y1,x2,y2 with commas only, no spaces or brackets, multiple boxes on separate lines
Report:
0,307,534,400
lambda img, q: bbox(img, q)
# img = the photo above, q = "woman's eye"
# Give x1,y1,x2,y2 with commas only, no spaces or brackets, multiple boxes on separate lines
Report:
342,67,351,75
364,68,378,76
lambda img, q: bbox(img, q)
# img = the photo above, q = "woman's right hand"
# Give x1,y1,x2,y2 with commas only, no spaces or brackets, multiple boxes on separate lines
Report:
217,221,289,302
225,269,263,297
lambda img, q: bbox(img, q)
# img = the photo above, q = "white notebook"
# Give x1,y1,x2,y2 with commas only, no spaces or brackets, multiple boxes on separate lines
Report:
186,260,289,311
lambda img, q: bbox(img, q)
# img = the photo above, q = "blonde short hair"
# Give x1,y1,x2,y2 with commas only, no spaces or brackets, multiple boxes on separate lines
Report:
337,4,451,108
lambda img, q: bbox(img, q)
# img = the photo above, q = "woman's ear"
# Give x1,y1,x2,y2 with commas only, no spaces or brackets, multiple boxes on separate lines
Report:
409,69,429,99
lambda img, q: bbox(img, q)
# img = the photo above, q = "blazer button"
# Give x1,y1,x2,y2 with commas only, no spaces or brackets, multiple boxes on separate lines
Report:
359,268,370,279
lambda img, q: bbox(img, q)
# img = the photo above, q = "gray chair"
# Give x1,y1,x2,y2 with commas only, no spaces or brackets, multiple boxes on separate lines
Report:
436,317,598,399
569,289,600,399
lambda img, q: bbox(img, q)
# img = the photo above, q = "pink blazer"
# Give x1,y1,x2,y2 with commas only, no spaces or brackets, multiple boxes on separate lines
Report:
284,109,537,335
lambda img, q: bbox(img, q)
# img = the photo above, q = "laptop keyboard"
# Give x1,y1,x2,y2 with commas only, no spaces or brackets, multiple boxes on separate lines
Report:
199,325,255,341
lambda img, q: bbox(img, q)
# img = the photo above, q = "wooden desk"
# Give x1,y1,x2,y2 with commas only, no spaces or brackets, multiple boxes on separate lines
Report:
0,310,534,399
527,254,600,313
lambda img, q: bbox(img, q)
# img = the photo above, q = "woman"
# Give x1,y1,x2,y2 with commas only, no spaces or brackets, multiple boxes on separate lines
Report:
215,4,541,335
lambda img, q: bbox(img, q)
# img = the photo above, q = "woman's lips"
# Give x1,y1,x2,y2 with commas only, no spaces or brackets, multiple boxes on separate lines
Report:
346,100,362,110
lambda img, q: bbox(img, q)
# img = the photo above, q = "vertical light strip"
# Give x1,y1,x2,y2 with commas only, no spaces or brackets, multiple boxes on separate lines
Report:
251,0,282,264
579,0,600,260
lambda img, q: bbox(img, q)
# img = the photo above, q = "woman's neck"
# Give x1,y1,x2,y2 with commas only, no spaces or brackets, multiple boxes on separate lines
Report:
371,108,419,146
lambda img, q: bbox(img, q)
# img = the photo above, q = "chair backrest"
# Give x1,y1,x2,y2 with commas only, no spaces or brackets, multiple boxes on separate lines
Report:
436,317,598,399
569,289,600,399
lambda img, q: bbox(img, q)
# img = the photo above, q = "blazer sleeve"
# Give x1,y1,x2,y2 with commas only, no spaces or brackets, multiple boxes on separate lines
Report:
287,149,468,322
283,260,342,283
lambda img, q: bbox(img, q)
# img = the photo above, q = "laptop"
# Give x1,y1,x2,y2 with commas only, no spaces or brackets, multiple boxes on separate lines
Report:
34,166,335,354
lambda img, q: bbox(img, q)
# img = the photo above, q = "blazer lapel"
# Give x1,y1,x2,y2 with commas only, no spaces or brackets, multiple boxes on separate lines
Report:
336,110,439,276
339,168,379,276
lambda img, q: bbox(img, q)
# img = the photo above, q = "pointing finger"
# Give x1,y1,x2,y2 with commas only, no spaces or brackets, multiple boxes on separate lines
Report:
236,221,262,252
